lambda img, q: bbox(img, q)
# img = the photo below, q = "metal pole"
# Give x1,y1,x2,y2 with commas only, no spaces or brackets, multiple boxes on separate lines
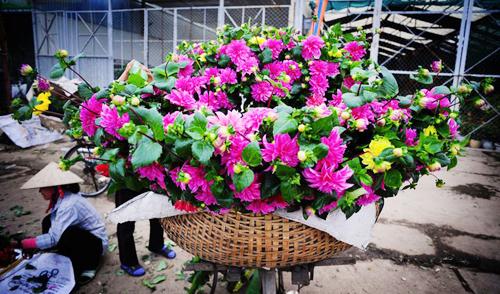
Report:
370,0,383,62
293,0,304,32
144,9,148,66
173,9,178,54
31,10,40,70
217,0,224,29
452,0,474,88
107,0,113,82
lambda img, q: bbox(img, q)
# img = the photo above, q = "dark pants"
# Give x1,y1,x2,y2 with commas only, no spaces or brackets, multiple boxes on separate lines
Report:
42,215,103,277
115,189,164,267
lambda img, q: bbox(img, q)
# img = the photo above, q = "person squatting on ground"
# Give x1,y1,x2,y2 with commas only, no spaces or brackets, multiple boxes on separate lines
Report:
18,162,108,285
115,188,176,277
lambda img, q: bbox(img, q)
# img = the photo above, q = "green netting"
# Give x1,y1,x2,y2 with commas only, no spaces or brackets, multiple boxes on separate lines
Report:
323,0,498,11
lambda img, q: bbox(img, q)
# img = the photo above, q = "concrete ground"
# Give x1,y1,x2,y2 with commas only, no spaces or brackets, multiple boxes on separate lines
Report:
0,137,499,294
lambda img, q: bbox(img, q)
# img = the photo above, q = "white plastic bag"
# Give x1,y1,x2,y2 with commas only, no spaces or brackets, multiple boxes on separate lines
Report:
0,253,75,294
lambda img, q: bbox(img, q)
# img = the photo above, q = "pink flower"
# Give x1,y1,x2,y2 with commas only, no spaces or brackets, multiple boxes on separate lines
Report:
165,89,196,110
405,128,418,146
343,41,366,61
195,190,217,206
261,39,284,59
246,199,276,214
419,88,450,110
251,81,274,103
37,77,50,92
303,165,353,194
198,90,233,111
343,76,357,89
283,60,301,81
99,105,130,140
431,60,442,73
219,68,237,84
137,163,166,190
263,61,286,79
208,110,244,137
233,177,261,202
330,90,343,107
163,111,181,131
182,164,210,193
169,167,186,190
317,129,346,170
319,200,338,214
80,95,104,136
220,40,258,76
175,77,203,94
301,35,324,60
262,134,300,167
220,135,247,176
242,107,276,133
175,55,194,78
448,118,459,138
356,184,380,206
306,94,326,107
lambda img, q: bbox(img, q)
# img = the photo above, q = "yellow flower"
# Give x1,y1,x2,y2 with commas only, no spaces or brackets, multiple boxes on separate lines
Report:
360,137,394,172
423,125,437,136
33,92,51,115
249,36,266,46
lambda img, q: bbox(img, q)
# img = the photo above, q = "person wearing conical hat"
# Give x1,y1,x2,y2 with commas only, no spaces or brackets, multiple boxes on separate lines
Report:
19,162,108,285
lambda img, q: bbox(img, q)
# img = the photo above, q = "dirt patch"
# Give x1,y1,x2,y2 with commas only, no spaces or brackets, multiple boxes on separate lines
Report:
449,183,499,199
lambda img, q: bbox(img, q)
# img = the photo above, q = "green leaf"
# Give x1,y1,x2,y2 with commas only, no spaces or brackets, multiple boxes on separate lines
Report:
362,90,377,103
433,85,450,95
218,54,230,67
410,73,433,85
133,107,165,141
397,95,413,108
173,138,193,157
342,93,364,108
313,143,329,160
275,164,296,179
167,62,181,76
142,279,156,289
259,48,273,64
242,142,262,167
127,62,148,87
109,158,125,179
101,148,120,161
448,156,458,170
245,270,261,294
311,114,337,136
380,66,399,97
400,155,415,168
131,139,163,168
124,84,138,95
435,153,451,166
280,181,300,203
424,139,443,154
49,63,65,79
273,112,298,135
191,141,214,164
233,168,254,192
384,169,402,189
260,173,280,199
77,83,94,99
359,173,373,186
345,187,367,200
151,274,167,284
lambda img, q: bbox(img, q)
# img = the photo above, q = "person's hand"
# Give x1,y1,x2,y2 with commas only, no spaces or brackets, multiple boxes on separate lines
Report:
117,59,153,82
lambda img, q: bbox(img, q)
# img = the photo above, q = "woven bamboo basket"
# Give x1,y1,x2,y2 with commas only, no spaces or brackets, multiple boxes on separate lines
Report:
161,210,363,268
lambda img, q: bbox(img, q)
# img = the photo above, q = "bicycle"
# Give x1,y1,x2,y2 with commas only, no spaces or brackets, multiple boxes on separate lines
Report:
63,138,111,197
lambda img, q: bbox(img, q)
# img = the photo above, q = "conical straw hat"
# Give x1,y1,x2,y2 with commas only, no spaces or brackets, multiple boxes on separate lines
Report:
21,162,84,189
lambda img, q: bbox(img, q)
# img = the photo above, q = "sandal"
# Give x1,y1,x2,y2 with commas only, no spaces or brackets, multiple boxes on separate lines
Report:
120,264,145,277
78,270,96,286
150,244,176,259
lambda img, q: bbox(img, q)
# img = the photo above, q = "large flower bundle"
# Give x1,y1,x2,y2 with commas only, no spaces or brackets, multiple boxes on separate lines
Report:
57,25,466,217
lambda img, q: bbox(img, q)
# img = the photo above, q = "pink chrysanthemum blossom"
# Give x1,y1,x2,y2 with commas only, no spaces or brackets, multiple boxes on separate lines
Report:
303,165,353,194
37,77,50,92
208,110,244,137
263,61,286,80
175,77,204,94
169,167,186,190
219,68,237,84
204,67,219,79
219,40,258,76
330,90,343,106
137,163,166,190
251,81,274,103
419,88,450,110
269,195,288,209
352,104,376,122
242,107,276,133
175,55,194,78
356,184,380,206
301,35,324,60
283,60,301,81
80,95,104,136
343,76,358,89
308,61,339,102
163,111,181,131
198,90,233,111
100,105,130,140
448,118,459,138
306,94,326,107
262,134,300,167
233,177,261,202
165,89,196,110
141,86,167,99
319,200,338,214
317,129,347,170
246,199,276,214
431,60,442,73
182,164,210,193
195,189,217,206
343,41,366,61
261,39,284,59
220,135,247,176
405,128,418,146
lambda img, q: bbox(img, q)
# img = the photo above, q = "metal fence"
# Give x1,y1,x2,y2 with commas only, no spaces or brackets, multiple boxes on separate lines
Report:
32,5,291,87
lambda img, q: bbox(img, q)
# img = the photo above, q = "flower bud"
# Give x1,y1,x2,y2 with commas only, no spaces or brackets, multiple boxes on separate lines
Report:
435,179,445,188
282,74,291,83
130,96,140,106
392,148,403,157
255,76,263,82
431,60,442,73
375,28,382,34
20,64,33,76
333,50,342,58
298,124,306,132
449,112,458,119
285,54,291,60
177,171,192,183
450,144,460,156
304,206,316,217
207,132,217,142
377,118,386,127
56,49,69,58
233,164,243,174
304,76,310,82
267,112,278,122
374,161,391,173
355,118,368,132
427,161,441,172
298,63,303,69
421,68,430,77
484,84,494,95
340,111,351,120
297,150,307,162
457,84,469,94
112,95,125,106
474,98,486,109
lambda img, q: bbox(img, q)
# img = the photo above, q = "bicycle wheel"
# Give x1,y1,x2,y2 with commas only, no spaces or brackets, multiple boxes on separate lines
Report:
63,144,111,197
